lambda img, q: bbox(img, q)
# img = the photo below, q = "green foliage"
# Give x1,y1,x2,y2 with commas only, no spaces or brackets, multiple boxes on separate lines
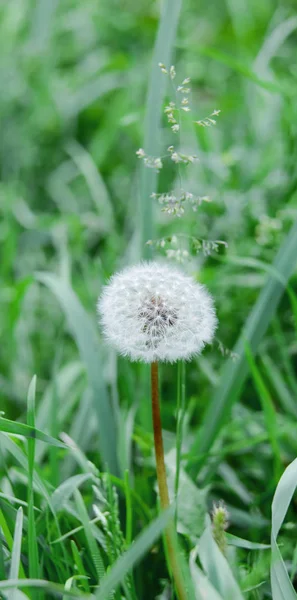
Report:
1,0,297,598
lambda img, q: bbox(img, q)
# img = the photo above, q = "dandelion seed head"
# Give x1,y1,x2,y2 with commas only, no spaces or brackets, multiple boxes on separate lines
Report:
98,262,217,363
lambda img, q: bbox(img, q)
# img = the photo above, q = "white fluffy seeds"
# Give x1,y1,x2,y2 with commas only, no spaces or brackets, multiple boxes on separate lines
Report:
98,262,217,363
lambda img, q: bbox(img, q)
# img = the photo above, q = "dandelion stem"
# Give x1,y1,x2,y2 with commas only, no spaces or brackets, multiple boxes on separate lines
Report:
175,360,186,523
151,361,187,600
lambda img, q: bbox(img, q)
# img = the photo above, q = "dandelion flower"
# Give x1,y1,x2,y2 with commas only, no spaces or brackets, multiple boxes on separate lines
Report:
98,261,216,363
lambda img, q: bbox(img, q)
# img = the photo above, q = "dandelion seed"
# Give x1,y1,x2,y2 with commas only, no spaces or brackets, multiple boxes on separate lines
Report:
98,262,217,363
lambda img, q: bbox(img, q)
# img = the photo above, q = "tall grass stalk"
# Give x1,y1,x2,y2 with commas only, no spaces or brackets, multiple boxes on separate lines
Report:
139,0,182,258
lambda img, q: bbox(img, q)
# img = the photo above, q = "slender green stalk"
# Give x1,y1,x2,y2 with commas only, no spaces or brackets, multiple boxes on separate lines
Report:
27,376,41,600
139,0,182,258
151,362,187,600
175,361,186,522
273,318,297,396
50,376,59,488
124,469,133,546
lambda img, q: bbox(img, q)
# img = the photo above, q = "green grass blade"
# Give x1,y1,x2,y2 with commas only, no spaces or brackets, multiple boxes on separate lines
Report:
0,434,69,579
271,458,297,599
74,489,105,582
244,344,282,483
30,0,59,51
287,286,297,340
50,516,103,546
0,417,65,448
198,517,244,600
51,474,92,513
190,554,224,600
262,354,297,418
0,579,92,598
70,540,90,593
95,506,174,600
65,139,114,227
139,0,182,257
36,272,120,476
0,527,5,579
226,533,270,550
272,316,297,397
197,46,289,95
189,218,297,472
124,470,132,547
8,507,24,600
26,376,41,599
0,509,26,581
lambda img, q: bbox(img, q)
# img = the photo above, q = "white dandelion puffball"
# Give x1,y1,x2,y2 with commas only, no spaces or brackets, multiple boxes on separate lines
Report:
98,262,217,363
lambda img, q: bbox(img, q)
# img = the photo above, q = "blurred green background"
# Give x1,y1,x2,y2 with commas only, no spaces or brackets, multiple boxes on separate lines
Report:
1,0,297,413
1,0,297,596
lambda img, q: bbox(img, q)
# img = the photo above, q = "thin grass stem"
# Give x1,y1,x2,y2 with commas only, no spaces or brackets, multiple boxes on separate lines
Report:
124,469,133,546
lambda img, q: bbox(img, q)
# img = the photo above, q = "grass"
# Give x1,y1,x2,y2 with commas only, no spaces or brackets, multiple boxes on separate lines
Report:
1,0,297,598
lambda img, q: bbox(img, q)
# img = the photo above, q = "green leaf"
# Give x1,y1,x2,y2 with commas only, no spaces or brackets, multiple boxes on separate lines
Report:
190,553,224,600
65,139,114,228
262,354,297,418
0,579,92,598
244,343,282,483
166,453,206,538
26,377,41,598
226,533,270,550
95,507,174,600
198,518,244,600
8,507,24,600
36,272,120,476
70,540,90,593
74,489,105,582
0,417,65,448
197,46,286,95
190,219,297,473
271,459,297,600
51,474,92,513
